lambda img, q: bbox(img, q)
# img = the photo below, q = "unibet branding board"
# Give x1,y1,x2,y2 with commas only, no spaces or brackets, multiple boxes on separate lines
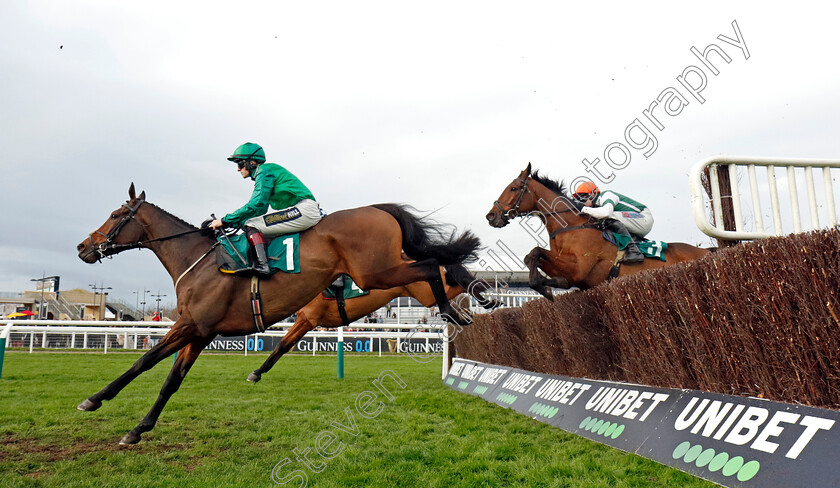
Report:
444,359,840,488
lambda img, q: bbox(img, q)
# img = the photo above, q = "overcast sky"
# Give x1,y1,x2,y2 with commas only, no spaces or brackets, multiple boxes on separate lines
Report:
2,1,839,307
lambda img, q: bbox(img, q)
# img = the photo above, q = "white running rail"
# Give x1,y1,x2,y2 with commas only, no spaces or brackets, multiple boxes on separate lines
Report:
689,156,840,240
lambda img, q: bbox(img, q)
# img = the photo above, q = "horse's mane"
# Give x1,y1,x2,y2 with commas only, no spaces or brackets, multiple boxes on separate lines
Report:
530,170,585,210
144,201,198,230
530,170,566,195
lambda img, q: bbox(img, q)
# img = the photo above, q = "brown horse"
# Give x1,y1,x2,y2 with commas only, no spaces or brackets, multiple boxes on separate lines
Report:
485,164,710,298
247,262,494,382
76,184,480,444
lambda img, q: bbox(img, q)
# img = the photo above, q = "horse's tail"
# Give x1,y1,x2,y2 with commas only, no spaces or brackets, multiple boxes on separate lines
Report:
371,203,481,266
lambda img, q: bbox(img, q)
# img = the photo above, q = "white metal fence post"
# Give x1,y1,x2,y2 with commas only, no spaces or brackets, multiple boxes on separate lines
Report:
690,156,840,240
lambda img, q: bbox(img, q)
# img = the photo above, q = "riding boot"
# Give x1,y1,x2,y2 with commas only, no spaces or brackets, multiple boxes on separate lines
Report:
331,275,345,289
329,274,346,295
605,219,644,264
246,228,272,277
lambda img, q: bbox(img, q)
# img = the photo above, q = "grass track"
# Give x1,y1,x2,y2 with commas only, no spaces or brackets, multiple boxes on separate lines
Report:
0,352,717,487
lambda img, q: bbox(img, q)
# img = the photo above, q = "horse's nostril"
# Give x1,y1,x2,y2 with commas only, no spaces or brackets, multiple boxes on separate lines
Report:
77,243,85,251
486,213,495,221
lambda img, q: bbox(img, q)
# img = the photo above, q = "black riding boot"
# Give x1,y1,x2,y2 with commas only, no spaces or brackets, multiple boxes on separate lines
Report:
605,219,644,264
245,228,272,277
329,274,346,293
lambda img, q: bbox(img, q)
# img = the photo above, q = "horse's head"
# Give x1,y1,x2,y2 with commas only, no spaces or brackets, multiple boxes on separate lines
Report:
486,163,539,228
77,183,149,263
486,164,590,231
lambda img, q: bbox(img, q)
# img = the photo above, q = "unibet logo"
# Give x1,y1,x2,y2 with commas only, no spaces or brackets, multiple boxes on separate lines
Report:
579,416,625,440
674,397,835,460
529,402,559,419
672,441,761,483
496,392,518,405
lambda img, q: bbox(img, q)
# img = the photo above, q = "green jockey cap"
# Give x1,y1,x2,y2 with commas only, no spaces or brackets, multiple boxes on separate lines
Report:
227,142,266,163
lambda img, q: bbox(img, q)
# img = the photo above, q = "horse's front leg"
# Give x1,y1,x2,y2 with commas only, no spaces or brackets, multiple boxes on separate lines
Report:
524,247,571,301
247,311,317,383
77,323,194,412
119,337,212,445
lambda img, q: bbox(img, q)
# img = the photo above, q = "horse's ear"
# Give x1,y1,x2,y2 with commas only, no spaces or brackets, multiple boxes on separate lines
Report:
525,162,532,175
128,183,136,200
139,190,146,201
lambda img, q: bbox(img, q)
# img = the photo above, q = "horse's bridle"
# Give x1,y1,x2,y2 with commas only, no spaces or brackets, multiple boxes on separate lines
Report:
84,198,146,261
84,198,206,261
493,176,582,223
493,176,531,221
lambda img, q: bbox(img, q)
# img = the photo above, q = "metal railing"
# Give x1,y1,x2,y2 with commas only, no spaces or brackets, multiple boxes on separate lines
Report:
689,156,840,240
1,292,549,379
44,295,82,320
1,319,452,379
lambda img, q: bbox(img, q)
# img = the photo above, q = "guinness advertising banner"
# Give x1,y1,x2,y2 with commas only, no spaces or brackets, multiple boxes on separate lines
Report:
204,334,443,355
444,358,840,487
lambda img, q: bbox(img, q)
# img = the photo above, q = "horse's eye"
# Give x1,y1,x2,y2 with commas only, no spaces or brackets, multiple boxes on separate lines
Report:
111,214,118,219
510,187,518,192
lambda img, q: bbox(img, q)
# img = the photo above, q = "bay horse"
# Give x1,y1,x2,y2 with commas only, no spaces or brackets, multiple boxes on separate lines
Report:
247,262,496,383
485,164,710,298
76,184,480,444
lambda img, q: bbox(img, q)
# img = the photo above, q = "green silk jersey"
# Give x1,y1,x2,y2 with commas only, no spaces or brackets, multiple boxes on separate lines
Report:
223,163,316,226
597,190,648,213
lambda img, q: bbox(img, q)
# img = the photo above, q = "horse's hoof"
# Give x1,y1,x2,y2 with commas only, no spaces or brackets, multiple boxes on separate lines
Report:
77,399,101,411
246,372,262,383
119,432,141,445
536,287,553,301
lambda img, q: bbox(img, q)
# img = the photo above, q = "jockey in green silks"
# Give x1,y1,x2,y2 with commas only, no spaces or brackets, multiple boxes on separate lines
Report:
572,182,654,264
209,142,322,276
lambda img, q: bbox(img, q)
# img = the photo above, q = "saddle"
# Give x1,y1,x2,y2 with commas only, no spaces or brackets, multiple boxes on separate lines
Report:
321,275,370,326
216,233,301,275
321,275,369,300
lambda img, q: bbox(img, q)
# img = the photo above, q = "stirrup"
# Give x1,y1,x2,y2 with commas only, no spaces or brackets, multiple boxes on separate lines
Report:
220,264,272,277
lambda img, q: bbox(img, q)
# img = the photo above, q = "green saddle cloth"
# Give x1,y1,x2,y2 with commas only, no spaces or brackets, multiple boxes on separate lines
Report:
217,233,300,273
321,275,369,300
611,233,668,261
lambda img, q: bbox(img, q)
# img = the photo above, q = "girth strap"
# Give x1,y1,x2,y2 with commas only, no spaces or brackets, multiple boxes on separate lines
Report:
250,276,266,333
329,283,351,326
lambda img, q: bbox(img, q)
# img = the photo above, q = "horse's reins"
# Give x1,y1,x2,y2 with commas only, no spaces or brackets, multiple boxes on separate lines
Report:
85,198,219,292
85,198,209,260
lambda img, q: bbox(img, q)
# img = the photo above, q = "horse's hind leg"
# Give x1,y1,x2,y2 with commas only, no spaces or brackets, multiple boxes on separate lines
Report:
77,324,194,411
119,337,212,444
358,259,470,325
247,311,317,383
